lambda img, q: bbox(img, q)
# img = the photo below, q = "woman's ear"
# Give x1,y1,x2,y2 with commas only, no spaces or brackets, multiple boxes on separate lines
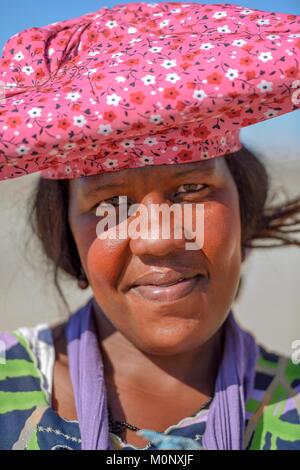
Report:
78,268,89,290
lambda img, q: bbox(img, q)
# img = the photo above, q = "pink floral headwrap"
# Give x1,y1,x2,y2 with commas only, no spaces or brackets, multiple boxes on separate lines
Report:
0,2,299,180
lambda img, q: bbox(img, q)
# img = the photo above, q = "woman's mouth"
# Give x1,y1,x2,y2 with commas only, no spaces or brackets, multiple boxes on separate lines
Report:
129,273,208,302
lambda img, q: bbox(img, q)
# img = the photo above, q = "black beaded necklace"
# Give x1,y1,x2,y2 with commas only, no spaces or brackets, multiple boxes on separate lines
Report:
108,396,213,438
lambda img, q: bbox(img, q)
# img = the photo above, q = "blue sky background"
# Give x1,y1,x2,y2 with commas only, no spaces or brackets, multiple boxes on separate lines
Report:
1,0,300,160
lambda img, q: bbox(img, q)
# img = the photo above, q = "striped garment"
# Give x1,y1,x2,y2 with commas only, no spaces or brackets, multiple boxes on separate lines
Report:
0,313,299,450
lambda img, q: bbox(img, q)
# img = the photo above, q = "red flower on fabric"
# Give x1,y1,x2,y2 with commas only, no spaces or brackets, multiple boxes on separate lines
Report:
178,149,193,161
182,52,197,62
240,56,253,66
57,119,71,130
36,140,47,148
186,82,197,89
91,73,105,82
246,71,257,80
285,67,299,78
57,39,67,47
207,72,223,85
31,34,43,41
125,58,139,67
193,126,211,139
103,111,117,122
71,103,81,111
180,62,192,71
130,92,146,104
241,118,258,126
296,40,300,49
225,109,242,118
131,121,146,131
242,44,253,53
166,138,176,147
163,87,180,100
35,68,46,80
6,116,22,128
175,101,187,111
1,59,10,67
88,31,99,42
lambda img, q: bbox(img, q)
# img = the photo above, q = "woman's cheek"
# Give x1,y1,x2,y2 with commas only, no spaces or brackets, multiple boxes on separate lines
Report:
203,199,241,275
86,236,129,289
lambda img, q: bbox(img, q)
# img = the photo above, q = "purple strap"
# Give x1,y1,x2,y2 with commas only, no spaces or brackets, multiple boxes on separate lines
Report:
66,298,258,450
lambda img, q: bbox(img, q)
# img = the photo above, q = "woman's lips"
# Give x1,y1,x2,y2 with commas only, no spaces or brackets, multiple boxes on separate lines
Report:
129,274,208,302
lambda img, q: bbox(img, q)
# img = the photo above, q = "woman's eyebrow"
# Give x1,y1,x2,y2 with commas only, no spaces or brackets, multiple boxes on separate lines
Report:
173,162,217,178
80,181,126,197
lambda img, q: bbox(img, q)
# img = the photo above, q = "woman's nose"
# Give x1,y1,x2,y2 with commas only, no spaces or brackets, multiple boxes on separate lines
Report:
128,191,188,257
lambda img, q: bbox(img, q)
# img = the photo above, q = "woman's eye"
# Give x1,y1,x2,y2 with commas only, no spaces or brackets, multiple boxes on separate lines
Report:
92,196,132,213
175,183,206,195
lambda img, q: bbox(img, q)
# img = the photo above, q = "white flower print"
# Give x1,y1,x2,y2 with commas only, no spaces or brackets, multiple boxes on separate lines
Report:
258,52,273,62
48,48,55,56
28,107,42,118
289,34,300,38
225,68,239,81
73,115,87,127
120,139,135,148
97,124,113,135
63,143,77,150
21,66,34,76
257,80,273,92
88,51,100,57
105,20,118,29
267,35,280,40
241,9,254,15
127,27,137,34
232,39,247,47
16,145,30,155
12,99,24,106
159,19,170,28
115,76,126,83
150,114,164,124
66,91,81,101
161,59,177,69
193,89,208,101
13,51,25,61
149,46,163,53
141,75,156,85
257,19,270,26
264,109,279,119
83,68,98,76
106,93,122,106
217,25,231,33
212,11,227,19
103,159,118,168
140,155,154,165
111,52,123,59
200,43,214,50
143,137,158,146
65,165,72,175
165,73,181,84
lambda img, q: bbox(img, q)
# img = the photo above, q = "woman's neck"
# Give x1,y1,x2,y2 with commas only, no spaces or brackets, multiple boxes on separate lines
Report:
92,298,224,399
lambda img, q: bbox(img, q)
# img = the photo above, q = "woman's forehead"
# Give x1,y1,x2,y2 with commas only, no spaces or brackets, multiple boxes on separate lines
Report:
72,158,220,191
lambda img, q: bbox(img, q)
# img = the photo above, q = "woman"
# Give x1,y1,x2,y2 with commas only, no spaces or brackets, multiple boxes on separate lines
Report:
0,2,300,450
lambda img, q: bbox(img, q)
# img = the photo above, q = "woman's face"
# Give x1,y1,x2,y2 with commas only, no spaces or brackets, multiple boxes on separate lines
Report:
68,157,242,355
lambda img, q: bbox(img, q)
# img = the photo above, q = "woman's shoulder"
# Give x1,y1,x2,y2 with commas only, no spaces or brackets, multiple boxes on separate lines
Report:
0,322,81,450
245,343,300,450
0,322,55,401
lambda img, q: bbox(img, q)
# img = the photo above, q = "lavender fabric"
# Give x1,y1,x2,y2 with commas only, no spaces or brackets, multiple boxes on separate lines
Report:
66,298,258,450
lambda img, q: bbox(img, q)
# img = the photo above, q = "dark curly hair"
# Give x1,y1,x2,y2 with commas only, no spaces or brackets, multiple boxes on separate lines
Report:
27,146,300,310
